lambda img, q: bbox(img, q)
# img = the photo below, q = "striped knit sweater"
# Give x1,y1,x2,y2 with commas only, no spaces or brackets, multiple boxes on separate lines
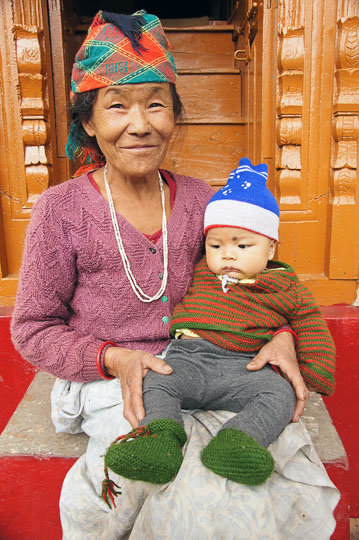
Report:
170,257,336,396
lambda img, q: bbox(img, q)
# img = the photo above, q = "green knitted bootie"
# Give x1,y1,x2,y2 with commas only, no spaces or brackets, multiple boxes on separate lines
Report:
201,428,274,486
104,419,187,485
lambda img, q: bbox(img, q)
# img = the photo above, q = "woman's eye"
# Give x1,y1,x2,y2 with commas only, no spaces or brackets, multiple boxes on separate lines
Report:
109,103,124,109
149,102,164,108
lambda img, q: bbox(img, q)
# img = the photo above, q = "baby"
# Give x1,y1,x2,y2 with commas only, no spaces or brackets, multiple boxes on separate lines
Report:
104,157,336,492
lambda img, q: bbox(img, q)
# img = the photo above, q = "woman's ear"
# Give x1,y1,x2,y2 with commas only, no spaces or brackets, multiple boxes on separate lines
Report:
268,240,276,260
82,120,96,138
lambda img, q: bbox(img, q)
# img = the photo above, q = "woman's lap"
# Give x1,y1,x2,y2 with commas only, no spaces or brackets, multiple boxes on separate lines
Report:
53,377,340,540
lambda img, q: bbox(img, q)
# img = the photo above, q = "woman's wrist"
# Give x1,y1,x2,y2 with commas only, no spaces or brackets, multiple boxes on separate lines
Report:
104,344,128,378
96,341,118,380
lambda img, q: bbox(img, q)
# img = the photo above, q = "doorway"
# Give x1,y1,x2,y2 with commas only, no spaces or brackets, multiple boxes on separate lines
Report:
53,0,246,185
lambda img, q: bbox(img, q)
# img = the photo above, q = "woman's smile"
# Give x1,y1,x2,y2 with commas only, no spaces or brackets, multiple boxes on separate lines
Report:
120,144,158,151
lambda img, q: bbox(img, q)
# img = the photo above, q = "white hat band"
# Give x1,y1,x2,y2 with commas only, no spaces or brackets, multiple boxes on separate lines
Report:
204,200,279,241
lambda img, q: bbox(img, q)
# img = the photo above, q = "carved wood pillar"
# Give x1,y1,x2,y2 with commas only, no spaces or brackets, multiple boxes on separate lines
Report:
329,7,359,280
270,0,358,304
277,24,304,207
0,0,59,303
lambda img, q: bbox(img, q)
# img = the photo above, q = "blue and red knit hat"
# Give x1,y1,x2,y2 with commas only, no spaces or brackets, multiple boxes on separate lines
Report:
204,158,280,241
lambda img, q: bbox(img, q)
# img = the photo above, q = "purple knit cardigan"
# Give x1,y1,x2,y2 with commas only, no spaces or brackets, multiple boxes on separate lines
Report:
11,172,214,382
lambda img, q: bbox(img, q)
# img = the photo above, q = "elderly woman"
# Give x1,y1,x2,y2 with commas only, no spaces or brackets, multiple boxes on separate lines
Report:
11,10,338,539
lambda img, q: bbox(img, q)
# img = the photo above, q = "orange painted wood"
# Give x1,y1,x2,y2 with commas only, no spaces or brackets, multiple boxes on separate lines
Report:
165,28,236,71
162,124,245,182
241,0,359,305
0,3,29,304
176,74,242,123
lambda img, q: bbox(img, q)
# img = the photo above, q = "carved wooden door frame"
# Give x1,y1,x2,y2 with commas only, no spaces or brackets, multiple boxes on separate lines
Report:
232,0,359,305
0,0,60,304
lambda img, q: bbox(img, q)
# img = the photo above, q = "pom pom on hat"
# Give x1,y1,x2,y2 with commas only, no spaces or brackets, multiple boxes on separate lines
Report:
204,158,279,241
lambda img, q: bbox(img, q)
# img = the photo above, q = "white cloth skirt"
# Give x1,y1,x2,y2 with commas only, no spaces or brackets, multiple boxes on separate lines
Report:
52,370,339,540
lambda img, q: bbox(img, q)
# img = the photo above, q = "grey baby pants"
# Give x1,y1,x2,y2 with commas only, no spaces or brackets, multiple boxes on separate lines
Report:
142,339,296,448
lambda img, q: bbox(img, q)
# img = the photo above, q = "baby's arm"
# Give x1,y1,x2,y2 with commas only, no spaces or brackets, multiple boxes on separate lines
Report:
289,282,336,396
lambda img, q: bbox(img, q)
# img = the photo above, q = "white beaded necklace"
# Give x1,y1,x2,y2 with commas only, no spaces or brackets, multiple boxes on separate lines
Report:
104,165,168,303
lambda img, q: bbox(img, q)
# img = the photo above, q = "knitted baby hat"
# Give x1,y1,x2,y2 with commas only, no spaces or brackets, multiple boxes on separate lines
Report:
204,157,280,241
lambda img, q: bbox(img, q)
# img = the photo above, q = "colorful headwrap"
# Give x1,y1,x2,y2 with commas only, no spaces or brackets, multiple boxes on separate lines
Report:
66,10,177,174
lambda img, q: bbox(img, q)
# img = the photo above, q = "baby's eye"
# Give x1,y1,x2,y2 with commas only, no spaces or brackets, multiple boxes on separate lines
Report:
238,244,249,249
210,244,220,249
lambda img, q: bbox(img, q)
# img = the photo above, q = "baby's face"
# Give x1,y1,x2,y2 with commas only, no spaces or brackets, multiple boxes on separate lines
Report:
205,227,276,280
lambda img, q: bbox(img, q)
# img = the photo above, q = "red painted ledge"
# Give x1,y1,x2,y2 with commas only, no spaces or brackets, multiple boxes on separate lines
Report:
1,304,359,518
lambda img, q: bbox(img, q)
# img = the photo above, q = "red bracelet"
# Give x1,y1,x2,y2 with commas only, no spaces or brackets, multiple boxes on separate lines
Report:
273,327,298,342
96,341,117,380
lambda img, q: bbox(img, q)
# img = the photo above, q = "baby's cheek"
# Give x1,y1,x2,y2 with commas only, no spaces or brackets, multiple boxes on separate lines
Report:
205,251,218,274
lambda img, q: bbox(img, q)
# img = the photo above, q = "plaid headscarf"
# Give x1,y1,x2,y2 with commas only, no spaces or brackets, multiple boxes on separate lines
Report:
66,10,177,173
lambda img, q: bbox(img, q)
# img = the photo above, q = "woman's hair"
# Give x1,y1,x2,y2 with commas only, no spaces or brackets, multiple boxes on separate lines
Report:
170,83,184,121
69,83,184,162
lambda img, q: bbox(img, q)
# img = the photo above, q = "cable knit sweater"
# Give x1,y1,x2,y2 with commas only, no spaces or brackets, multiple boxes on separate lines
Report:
11,171,214,382
170,257,336,396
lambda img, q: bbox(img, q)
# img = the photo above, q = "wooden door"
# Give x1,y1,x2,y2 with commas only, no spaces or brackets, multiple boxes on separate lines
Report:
161,22,244,187
63,12,246,188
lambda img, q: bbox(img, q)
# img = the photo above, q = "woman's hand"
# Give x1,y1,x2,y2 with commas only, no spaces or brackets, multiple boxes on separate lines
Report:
104,347,173,428
246,332,310,422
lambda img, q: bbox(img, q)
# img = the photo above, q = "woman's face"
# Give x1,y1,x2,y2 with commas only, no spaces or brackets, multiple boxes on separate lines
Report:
82,83,176,178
